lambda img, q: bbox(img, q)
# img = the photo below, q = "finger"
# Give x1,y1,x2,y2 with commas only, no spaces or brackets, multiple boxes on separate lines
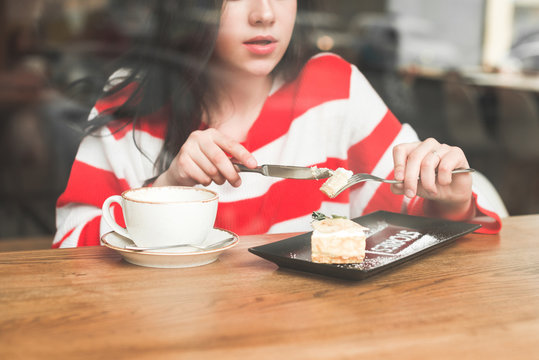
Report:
194,149,227,185
403,138,440,198
178,138,226,186
437,146,469,186
175,133,225,186
390,182,405,195
200,135,244,187
392,142,420,181
213,131,257,169
176,155,213,186
418,146,450,196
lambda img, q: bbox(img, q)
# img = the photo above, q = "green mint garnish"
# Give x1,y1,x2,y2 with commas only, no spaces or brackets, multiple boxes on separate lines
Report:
311,211,348,221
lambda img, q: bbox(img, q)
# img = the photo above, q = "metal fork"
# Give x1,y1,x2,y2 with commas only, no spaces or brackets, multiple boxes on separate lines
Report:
331,168,475,198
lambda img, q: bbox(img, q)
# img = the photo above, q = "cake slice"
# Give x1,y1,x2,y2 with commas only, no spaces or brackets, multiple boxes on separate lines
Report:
320,168,353,198
311,215,368,264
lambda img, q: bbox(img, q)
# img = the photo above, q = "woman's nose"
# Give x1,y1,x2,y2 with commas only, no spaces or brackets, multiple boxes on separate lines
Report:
249,0,276,26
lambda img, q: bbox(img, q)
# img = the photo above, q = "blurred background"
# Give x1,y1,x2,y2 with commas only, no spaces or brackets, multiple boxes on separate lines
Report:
1,0,538,240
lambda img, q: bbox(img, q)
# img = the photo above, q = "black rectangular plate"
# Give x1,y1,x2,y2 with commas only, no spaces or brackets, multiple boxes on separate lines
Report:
248,211,481,281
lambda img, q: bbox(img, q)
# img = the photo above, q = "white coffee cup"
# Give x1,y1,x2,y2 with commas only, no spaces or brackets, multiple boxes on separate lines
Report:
101,186,218,248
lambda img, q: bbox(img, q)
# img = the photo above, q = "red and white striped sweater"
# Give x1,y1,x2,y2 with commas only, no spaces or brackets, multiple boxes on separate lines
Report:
54,54,501,248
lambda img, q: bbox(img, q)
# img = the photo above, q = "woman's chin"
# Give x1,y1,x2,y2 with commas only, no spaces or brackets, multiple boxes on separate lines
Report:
213,59,280,79
243,60,282,77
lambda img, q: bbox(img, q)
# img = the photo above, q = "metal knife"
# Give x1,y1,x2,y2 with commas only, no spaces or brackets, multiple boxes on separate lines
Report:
234,163,333,180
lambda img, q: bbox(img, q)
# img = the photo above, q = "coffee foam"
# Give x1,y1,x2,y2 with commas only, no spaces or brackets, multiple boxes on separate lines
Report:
124,187,217,203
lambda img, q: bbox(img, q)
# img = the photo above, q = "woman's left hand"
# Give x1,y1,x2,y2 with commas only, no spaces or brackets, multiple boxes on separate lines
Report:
391,138,474,219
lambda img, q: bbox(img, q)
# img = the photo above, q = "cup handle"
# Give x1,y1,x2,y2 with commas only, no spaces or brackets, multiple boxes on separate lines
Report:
101,195,131,239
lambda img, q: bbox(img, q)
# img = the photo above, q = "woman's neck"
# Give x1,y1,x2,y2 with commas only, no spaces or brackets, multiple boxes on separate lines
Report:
206,68,273,141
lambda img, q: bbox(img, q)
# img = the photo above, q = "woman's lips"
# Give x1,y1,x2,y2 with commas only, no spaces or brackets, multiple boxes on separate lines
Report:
243,36,277,55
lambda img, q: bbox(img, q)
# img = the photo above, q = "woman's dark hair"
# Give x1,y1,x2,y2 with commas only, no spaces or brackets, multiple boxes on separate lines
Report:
86,0,318,182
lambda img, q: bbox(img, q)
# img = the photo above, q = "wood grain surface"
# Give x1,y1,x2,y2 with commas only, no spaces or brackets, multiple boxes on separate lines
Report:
1,215,538,359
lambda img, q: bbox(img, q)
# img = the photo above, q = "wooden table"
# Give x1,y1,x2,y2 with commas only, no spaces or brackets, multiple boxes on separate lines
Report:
1,215,538,359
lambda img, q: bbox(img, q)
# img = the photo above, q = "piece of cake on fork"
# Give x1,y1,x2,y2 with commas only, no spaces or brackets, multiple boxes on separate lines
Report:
319,168,353,198
310,212,368,264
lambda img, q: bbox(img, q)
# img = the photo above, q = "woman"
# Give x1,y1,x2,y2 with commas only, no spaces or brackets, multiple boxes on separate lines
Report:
54,0,501,248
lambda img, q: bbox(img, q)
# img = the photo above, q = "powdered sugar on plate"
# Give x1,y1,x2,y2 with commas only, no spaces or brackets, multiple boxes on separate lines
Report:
396,234,440,257
362,220,389,237
338,230,443,271
337,256,396,270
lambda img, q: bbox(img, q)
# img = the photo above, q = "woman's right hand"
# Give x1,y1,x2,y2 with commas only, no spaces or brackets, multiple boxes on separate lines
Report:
153,128,257,188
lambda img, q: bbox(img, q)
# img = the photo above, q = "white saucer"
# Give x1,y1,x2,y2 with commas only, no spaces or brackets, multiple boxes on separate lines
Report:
101,228,239,268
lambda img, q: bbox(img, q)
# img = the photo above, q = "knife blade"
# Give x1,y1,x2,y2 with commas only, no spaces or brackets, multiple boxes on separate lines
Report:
234,163,333,180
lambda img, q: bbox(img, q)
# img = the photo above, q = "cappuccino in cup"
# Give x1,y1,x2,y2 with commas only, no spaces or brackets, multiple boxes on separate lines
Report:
102,186,218,248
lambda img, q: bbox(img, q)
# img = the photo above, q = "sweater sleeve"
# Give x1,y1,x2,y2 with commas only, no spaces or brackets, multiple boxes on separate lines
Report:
53,80,162,248
345,64,502,234
53,121,133,248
